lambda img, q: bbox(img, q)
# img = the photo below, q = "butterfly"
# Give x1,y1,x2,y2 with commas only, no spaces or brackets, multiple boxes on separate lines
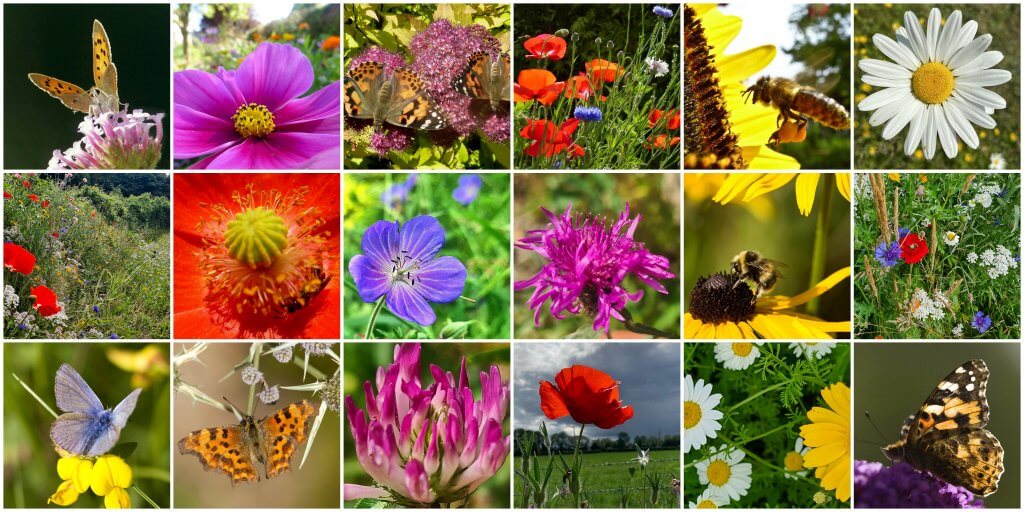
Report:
178,399,317,484
50,363,142,457
28,19,119,115
452,51,511,113
344,61,448,130
882,359,1004,496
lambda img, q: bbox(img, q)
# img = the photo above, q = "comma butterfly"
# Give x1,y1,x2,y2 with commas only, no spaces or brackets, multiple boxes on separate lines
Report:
28,19,120,114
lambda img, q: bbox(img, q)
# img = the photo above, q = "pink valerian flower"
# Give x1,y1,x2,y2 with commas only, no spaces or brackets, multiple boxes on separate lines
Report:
48,108,164,169
515,203,675,334
345,343,510,506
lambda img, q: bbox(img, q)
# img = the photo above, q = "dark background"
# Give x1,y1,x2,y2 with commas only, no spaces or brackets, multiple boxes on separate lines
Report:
4,4,171,169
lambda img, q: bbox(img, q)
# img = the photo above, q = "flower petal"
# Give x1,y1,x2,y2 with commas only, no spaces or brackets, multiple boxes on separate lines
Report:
173,69,241,120
400,215,446,261
946,34,992,70
872,33,920,70
275,81,342,127
386,282,436,325
954,69,1012,87
858,86,911,111
952,51,1003,77
172,104,241,159
349,254,390,303
413,255,466,303
235,43,314,111
941,102,979,149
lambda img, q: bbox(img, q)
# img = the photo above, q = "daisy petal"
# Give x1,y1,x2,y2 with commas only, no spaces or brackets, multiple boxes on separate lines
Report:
862,74,910,88
869,100,904,127
882,100,923,140
936,10,963,62
903,103,926,154
934,105,958,158
925,8,941,62
949,93,997,128
903,10,929,64
941,102,979,149
858,86,911,111
946,34,992,70
859,59,913,78
872,34,920,70
921,105,939,160
956,85,1007,110
952,51,1003,77
954,69,1012,87
952,20,978,52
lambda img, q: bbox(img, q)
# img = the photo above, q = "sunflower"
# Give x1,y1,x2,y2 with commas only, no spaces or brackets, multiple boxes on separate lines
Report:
684,5,800,169
799,382,851,503
707,173,851,216
685,266,851,339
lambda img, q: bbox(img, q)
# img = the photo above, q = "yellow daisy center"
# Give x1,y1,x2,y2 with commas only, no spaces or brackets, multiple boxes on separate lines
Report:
696,499,719,509
706,460,731,486
784,450,804,471
232,102,276,137
732,342,753,357
224,207,288,268
684,400,702,429
911,62,954,104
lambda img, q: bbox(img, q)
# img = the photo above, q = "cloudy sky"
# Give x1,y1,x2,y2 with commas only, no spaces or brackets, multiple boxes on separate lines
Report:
514,342,680,439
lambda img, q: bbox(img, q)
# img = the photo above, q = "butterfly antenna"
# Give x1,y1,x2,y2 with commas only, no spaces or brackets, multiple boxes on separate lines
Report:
864,410,889,444
222,396,247,418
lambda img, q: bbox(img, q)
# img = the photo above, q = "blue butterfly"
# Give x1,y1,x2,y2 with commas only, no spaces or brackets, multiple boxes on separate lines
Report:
50,364,141,457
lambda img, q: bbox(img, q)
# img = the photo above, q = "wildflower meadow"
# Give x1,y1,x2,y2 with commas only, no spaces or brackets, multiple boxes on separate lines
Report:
4,174,170,339
854,173,1021,339
344,3,511,169
684,342,851,508
514,4,679,169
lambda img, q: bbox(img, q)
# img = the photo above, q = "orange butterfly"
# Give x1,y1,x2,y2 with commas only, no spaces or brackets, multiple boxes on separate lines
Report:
28,19,119,114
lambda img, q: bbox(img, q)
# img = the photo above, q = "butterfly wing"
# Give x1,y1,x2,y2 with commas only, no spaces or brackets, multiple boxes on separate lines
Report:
498,52,512,103
91,19,118,102
54,364,104,414
258,400,317,478
916,429,1004,496
385,68,448,130
178,425,259,484
344,61,383,120
909,359,990,444
111,388,142,430
453,52,490,100
27,74,92,113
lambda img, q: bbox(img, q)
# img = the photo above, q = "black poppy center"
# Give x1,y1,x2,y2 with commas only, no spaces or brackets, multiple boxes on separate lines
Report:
689,273,756,324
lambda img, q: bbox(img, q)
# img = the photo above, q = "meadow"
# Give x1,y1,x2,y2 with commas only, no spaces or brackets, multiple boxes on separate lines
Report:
4,174,170,339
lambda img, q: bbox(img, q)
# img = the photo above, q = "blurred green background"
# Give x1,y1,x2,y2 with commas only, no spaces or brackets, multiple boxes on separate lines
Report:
684,173,850,327
854,343,1020,508
854,4,1021,169
174,342,340,508
513,173,681,339
3,342,171,508
344,173,511,339
3,4,171,169
343,342,511,507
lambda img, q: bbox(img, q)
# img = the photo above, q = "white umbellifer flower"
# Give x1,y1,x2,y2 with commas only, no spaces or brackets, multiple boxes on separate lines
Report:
967,251,979,263
858,8,1012,159
944,231,960,246
644,57,669,77
687,488,729,509
695,445,753,501
783,437,811,480
909,288,946,321
713,342,763,370
789,342,835,359
952,323,964,337
975,244,1017,278
989,152,1006,170
684,375,724,453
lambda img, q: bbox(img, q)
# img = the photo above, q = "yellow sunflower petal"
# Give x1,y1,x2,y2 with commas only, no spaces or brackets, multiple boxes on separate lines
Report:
835,173,851,202
684,313,703,338
762,266,851,310
714,321,743,339
696,321,717,339
737,321,758,338
696,6,741,52
713,174,763,204
795,173,820,216
717,45,776,84
741,145,802,170
742,173,796,202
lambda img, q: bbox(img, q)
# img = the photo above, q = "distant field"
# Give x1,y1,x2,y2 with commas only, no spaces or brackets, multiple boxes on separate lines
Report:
515,449,680,508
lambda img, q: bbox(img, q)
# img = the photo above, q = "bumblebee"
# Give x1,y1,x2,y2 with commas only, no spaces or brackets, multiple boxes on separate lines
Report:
280,265,332,314
742,76,850,145
732,250,785,301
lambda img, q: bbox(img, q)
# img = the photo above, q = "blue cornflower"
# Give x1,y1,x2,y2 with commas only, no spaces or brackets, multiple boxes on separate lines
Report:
452,174,482,206
874,241,901,267
573,106,603,122
381,174,418,208
93,305,100,314
18,323,27,330
110,333,120,339
897,226,910,239
653,5,673,17
971,312,991,334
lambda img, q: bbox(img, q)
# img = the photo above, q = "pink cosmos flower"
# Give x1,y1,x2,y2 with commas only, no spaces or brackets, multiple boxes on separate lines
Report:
173,43,340,169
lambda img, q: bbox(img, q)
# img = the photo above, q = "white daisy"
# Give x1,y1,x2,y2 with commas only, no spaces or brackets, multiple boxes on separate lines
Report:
943,231,960,246
687,488,729,509
857,8,1012,159
782,437,810,480
714,342,763,370
789,342,835,359
989,152,1006,170
644,57,669,77
695,445,753,501
684,374,724,453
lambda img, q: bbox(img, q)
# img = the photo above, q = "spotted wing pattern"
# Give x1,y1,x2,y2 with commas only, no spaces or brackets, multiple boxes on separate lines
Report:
178,425,259,484
258,400,317,478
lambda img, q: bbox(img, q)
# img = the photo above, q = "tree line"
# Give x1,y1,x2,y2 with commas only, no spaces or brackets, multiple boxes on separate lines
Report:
513,428,680,456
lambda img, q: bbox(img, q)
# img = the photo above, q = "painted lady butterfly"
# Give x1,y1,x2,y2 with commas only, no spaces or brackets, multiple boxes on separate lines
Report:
882,359,1004,496
344,61,448,130
452,51,510,113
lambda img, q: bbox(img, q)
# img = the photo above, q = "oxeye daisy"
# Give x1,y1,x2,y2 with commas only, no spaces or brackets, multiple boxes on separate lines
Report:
687,488,728,509
789,342,836,359
858,8,1012,159
683,375,723,453
695,445,753,501
799,382,851,502
713,342,762,370
783,437,811,480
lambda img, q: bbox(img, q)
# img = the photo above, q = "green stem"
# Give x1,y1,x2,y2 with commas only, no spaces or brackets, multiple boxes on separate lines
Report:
807,174,833,316
247,343,262,415
364,297,385,340
12,372,58,419
725,381,787,415
132,484,160,508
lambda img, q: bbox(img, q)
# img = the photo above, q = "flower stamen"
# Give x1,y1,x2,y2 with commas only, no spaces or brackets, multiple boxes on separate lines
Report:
232,103,276,138
911,62,954,104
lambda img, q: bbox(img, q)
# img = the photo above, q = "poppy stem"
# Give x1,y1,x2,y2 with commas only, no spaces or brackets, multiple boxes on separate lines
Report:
364,297,385,340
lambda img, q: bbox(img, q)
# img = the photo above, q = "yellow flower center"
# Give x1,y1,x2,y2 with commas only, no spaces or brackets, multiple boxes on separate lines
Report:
684,400,702,429
784,450,804,471
224,207,288,268
813,491,828,504
706,460,731,486
696,499,718,509
911,62,954,104
732,342,753,357
232,102,276,138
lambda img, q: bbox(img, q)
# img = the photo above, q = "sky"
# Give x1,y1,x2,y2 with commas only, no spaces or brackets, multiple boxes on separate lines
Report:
514,342,680,440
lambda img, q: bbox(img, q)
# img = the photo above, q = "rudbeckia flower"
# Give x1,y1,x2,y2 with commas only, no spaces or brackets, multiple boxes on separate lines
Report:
514,69,565,106
4,243,36,275
173,43,341,169
800,382,851,502
708,173,851,216
31,285,62,317
523,34,567,60
539,365,634,429
685,267,851,339
519,118,584,158
173,173,340,338
585,59,624,83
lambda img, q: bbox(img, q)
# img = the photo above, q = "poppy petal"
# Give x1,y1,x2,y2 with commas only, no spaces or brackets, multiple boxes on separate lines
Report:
539,380,570,419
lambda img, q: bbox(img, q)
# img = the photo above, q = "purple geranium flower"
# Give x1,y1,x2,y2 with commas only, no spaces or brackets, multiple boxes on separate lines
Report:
382,174,418,208
854,460,983,508
971,311,992,333
174,43,340,169
874,241,902,267
452,174,482,206
349,215,467,325
515,203,675,334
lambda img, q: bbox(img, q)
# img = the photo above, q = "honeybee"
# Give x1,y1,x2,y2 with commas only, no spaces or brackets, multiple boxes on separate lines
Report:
742,76,850,145
732,250,786,301
280,265,332,314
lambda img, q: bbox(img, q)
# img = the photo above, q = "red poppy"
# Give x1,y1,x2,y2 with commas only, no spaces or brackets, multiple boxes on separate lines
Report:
51,232,59,238
649,109,681,131
514,69,565,106
899,233,929,264
174,173,340,339
585,59,624,83
563,73,607,102
539,365,634,429
523,34,567,61
3,191,11,200
4,243,36,275
30,285,62,317
42,200,50,208
646,133,681,150
28,194,39,203
520,118,585,158
21,180,30,188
